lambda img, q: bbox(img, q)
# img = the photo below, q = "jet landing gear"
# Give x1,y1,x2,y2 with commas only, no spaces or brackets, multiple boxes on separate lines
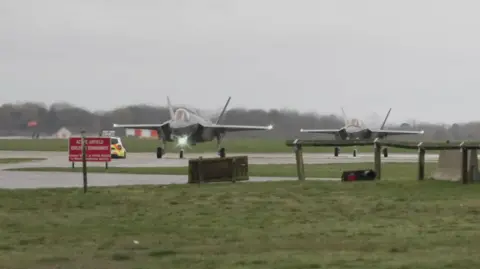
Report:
333,147,358,157
156,146,186,159
218,147,226,158
156,147,186,159
155,137,190,159
156,146,165,159
157,137,167,159
382,147,388,157
216,135,226,158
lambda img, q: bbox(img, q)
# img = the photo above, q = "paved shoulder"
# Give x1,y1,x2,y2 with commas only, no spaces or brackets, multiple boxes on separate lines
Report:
0,151,433,170
0,171,338,189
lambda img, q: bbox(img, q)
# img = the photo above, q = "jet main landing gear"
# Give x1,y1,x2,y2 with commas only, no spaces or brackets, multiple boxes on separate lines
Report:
156,136,167,159
155,136,192,159
382,147,388,157
157,147,186,159
218,147,226,158
156,146,164,159
215,134,227,158
334,147,358,157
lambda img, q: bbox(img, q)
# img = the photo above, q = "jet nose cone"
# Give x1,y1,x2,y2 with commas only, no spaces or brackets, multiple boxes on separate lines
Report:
170,121,198,135
171,129,184,136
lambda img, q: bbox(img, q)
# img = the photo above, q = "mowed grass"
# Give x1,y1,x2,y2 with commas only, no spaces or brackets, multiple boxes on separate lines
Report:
2,180,480,268
7,162,437,180
0,157,45,164
0,137,418,153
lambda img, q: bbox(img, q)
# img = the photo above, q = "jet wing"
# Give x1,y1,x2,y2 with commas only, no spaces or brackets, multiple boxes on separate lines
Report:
113,122,170,130
299,128,341,134
205,124,274,132
370,129,425,136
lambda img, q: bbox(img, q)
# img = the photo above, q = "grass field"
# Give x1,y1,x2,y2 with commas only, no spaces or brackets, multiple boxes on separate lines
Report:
0,137,421,153
0,157,45,164
1,180,480,268
7,162,437,180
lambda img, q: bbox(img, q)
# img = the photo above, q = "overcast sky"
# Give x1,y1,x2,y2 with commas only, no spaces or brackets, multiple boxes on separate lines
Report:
1,0,479,124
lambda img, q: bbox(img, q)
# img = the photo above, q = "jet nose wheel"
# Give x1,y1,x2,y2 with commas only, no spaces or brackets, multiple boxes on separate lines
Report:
156,147,164,159
218,147,226,158
383,147,388,157
353,149,357,157
179,150,184,159
334,147,339,157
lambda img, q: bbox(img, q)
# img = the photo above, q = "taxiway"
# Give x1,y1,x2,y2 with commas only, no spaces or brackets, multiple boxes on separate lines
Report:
0,151,438,189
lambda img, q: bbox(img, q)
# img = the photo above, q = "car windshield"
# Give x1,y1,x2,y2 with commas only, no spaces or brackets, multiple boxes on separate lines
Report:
111,138,119,144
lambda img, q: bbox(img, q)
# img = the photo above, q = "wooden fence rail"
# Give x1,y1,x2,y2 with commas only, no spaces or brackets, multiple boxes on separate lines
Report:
286,139,480,184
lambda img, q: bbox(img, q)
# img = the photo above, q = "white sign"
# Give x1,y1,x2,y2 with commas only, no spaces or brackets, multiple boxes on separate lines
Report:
101,130,115,137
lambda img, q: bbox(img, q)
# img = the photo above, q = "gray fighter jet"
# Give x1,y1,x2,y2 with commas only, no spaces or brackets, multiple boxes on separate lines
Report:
299,108,424,157
113,97,273,159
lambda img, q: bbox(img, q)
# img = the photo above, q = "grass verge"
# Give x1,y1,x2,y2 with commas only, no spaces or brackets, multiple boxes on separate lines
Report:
0,137,420,153
7,163,436,180
1,180,480,268
0,158,45,164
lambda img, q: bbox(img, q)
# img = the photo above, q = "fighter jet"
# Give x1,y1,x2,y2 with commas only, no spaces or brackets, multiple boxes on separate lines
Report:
299,108,424,157
112,96,273,159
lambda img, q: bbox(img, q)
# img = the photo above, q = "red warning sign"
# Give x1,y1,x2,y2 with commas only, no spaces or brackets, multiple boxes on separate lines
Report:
68,137,111,162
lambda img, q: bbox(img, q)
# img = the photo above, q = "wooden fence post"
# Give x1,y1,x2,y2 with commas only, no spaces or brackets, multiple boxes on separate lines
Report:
294,140,305,181
374,140,381,180
231,158,236,183
417,143,425,180
468,149,478,183
461,143,468,184
198,156,204,183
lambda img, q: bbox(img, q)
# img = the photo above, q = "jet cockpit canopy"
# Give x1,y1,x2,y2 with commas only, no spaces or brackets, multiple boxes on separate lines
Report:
174,108,190,121
346,118,364,128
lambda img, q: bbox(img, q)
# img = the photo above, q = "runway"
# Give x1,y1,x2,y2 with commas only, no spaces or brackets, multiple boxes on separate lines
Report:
0,150,438,189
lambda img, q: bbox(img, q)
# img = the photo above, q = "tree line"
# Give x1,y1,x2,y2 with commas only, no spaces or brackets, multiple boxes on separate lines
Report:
0,102,477,141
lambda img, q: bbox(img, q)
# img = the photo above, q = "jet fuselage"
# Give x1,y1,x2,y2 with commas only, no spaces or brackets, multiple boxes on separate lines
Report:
161,109,219,145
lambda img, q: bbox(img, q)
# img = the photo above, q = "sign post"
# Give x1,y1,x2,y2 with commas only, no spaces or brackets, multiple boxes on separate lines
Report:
81,131,87,193
68,134,111,193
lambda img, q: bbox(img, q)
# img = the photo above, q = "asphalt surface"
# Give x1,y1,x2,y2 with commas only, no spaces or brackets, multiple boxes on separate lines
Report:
0,150,439,189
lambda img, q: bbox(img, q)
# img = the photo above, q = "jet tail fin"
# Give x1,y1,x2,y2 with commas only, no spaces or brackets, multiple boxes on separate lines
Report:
216,96,231,124
166,96,175,120
341,107,348,125
380,108,392,130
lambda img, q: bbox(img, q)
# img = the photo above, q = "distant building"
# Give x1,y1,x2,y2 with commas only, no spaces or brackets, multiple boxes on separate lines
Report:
55,127,72,139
